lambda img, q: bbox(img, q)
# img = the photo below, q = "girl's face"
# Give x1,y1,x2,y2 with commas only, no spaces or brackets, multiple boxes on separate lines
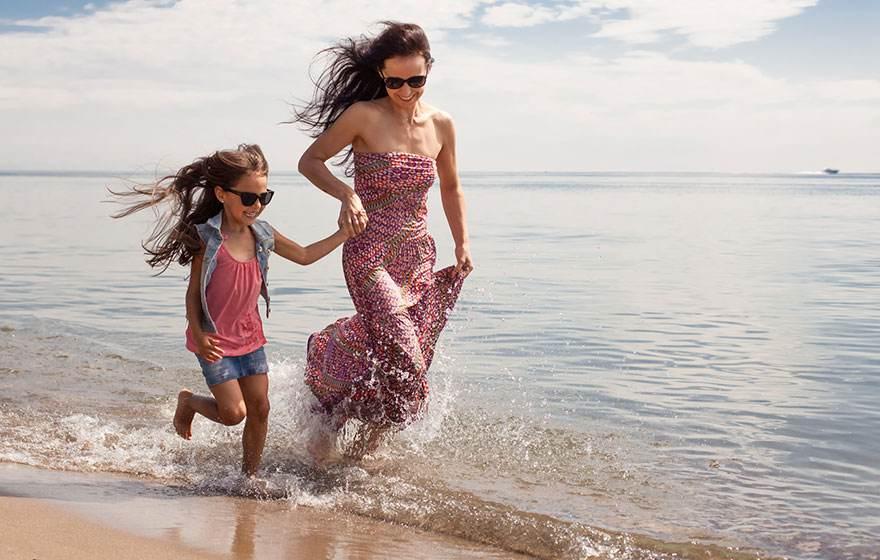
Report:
215,171,270,227
380,54,430,109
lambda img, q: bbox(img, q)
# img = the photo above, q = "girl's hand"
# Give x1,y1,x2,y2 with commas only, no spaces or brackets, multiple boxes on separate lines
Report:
338,226,355,241
196,333,223,363
339,194,368,237
455,245,474,277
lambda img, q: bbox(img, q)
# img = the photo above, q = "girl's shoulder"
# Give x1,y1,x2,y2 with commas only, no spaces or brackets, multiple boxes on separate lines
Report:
251,219,275,251
251,219,274,240
195,211,224,238
194,222,216,245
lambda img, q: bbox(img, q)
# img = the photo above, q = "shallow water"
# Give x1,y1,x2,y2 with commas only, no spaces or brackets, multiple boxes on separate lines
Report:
1,463,527,559
1,171,878,559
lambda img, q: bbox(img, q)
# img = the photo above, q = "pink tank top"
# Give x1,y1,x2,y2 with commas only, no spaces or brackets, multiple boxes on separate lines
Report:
186,242,266,356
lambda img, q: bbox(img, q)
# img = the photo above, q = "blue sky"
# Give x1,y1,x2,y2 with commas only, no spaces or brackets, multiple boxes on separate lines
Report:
1,0,878,172
0,1,112,18
721,0,879,80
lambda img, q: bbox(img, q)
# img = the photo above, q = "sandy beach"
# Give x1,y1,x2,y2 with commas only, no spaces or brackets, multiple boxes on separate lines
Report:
0,463,525,559
1,496,224,560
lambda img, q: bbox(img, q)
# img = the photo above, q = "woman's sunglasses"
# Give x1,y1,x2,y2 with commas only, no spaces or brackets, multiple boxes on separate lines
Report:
223,188,274,206
382,75,428,90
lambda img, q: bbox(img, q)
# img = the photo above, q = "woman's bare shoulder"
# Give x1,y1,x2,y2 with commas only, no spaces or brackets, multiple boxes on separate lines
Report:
342,100,384,122
428,108,455,140
425,105,454,126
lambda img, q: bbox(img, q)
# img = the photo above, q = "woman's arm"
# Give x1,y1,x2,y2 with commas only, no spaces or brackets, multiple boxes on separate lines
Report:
186,252,223,362
272,227,348,265
298,103,371,237
436,113,473,275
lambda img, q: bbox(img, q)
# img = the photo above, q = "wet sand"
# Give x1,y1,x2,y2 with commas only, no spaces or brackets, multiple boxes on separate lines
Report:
2,497,225,560
0,463,526,559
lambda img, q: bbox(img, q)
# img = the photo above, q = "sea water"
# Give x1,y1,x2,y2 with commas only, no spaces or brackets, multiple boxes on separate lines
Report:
1,171,878,559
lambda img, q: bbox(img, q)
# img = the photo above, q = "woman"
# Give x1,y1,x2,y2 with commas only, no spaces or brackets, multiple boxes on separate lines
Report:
294,22,472,456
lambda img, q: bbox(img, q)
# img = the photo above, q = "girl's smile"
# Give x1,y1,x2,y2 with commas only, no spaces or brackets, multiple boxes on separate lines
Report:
216,172,270,228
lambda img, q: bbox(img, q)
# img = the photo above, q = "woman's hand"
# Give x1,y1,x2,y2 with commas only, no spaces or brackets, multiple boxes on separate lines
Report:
455,244,473,276
339,193,368,237
195,333,223,363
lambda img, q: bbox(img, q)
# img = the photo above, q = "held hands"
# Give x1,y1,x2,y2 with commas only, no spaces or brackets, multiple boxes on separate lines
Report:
455,244,474,277
195,333,223,363
339,193,368,237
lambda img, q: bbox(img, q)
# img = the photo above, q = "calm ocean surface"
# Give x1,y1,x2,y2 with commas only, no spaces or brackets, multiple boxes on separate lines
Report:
1,171,878,559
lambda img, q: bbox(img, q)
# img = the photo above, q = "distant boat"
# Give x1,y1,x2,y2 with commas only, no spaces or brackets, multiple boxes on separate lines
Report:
823,168,839,175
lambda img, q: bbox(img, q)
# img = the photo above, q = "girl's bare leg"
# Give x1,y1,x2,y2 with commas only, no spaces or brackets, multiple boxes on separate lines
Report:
173,390,198,439
238,374,269,477
173,382,247,439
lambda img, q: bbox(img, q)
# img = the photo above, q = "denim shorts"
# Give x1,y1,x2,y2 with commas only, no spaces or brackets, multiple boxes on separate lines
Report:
196,347,268,387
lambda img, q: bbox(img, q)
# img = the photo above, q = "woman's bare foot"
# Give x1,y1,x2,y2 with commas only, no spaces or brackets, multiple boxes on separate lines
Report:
306,427,338,466
173,389,195,440
344,424,387,461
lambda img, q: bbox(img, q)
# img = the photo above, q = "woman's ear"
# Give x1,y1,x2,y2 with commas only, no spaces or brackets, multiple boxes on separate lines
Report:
214,185,225,204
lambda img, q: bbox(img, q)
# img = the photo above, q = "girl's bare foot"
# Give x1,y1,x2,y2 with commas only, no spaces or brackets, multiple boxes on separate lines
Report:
173,389,195,439
239,475,270,498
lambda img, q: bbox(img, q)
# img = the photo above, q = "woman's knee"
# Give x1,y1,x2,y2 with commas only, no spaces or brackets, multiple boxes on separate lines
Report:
219,402,247,425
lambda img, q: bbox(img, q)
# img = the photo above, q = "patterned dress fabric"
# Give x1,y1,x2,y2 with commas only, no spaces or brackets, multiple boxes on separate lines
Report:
305,151,465,426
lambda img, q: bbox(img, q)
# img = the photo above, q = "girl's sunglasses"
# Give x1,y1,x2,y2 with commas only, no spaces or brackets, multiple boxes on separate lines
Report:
382,75,428,89
223,188,274,206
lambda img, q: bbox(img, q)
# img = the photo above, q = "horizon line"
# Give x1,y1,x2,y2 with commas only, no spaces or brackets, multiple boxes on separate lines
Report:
2,169,879,177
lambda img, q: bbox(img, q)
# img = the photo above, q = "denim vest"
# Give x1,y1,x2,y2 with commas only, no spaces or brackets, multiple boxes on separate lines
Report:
195,211,274,333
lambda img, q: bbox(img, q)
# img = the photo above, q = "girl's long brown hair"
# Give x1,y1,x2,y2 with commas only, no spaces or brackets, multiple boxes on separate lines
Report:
291,21,432,172
110,144,268,274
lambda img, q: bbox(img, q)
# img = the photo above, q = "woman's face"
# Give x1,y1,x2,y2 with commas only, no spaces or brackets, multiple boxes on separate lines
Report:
381,54,429,108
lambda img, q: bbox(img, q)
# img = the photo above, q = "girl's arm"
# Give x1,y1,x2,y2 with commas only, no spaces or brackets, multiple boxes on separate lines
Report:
298,103,372,237
272,227,348,265
186,252,223,362
436,113,473,275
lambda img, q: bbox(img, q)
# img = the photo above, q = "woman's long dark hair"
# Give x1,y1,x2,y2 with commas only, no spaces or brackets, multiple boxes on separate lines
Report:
110,144,268,274
292,21,432,171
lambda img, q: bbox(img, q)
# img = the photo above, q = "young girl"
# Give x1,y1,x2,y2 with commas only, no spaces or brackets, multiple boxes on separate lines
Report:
114,144,346,476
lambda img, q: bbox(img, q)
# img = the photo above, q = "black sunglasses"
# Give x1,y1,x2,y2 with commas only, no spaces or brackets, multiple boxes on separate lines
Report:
223,188,274,206
382,75,428,90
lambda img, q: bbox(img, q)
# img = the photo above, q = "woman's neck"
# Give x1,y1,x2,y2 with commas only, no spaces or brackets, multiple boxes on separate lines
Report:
386,99,422,125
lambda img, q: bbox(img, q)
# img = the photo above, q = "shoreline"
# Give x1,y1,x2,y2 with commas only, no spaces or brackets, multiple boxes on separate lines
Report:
0,462,776,560
0,462,526,560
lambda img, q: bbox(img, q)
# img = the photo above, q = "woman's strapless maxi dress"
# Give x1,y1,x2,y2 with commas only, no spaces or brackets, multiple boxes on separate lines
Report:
305,151,465,426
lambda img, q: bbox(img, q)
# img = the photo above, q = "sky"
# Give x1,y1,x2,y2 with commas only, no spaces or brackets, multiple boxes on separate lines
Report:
1,0,878,172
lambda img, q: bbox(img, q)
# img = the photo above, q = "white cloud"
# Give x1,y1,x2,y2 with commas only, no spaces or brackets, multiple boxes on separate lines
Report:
466,33,513,48
481,2,592,27
0,0,492,169
0,0,877,172
591,0,819,48
0,0,490,110
480,0,818,48
431,47,880,171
